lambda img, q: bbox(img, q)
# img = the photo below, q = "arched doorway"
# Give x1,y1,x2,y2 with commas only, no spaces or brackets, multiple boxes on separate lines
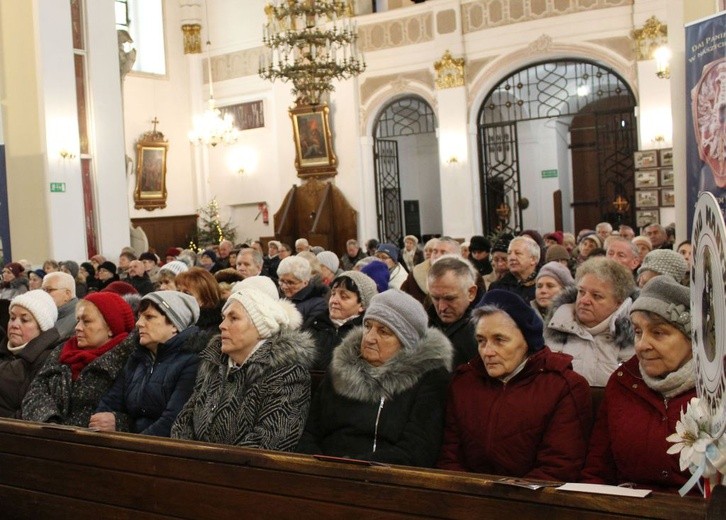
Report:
373,96,439,245
476,60,637,234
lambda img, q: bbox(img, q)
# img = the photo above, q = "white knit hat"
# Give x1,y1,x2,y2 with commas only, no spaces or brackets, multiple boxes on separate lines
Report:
317,251,340,273
10,290,58,332
224,287,302,338
159,260,189,276
231,276,279,300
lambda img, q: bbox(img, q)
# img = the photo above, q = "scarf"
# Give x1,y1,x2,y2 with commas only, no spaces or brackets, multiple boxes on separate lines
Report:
59,333,128,381
640,358,696,399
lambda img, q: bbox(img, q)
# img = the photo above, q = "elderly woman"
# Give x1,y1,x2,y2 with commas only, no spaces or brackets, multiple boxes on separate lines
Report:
1,263,28,301
277,255,329,322
532,261,575,320
297,290,453,467
22,292,136,426
174,267,223,333
171,287,316,450
545,257,636,387
576,234,602,265
581,276,696,491
0,291,61,417
89,292,205,437
438,290,591,480
156,260,189,291
401,235,424,272
303,271,379,371
636,250,688,288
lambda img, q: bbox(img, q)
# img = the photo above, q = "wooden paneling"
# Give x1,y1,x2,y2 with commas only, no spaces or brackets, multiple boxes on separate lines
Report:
0,419,708,520
131,215,197,255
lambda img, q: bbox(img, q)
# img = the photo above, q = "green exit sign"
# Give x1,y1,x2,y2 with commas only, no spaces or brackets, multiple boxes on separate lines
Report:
541,169,558,179
50,182,66,193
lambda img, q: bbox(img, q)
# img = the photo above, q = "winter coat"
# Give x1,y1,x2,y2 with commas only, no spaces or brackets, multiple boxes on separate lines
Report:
95,326,208,437
303,310,363,371
428,300,480,369
488,272,536,302
55,298,79,341
0,277,29,301
581,356,696,492
297,327,453,468
289,282,329,323
22,335,135,426
388,264,408,290
400,261,430,306
340,250,366,271
127,274,154,296
438,348,592,481
0,328,61,418
171,328,316,451
196,303,224,334
545,287,634,387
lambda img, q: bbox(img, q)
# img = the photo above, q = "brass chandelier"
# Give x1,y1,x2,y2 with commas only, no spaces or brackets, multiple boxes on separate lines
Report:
259,0,366,106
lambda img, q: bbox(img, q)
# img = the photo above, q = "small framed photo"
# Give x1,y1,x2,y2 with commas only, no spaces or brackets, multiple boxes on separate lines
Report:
661,189,675,207
635,170,658,188
659,148,673,167
636,209,660,228
634,150,658,169
659,168,674,187
636,189,659,208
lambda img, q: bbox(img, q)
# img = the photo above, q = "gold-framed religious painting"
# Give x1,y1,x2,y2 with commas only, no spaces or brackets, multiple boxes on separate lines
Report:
290,103,337,178
134,127,168,210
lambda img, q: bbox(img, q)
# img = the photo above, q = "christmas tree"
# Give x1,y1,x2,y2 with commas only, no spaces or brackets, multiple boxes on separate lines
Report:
190,198,237,250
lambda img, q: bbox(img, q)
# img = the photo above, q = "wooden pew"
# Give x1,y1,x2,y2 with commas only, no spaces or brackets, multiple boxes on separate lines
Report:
0,419,707,519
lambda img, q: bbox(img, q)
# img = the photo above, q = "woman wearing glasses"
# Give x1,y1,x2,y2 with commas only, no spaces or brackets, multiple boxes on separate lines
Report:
277,256,328,322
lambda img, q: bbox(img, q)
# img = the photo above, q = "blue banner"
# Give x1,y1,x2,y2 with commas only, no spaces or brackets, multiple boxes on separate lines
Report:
685,12,726,234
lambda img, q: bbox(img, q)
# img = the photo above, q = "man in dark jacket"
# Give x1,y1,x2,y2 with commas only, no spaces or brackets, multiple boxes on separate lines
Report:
427,256,483,368
489,236,539,302
126,260,154,296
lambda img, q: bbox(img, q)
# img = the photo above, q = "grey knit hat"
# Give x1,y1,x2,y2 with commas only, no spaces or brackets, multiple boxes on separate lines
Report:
317,251,340,273
159,260,189,276
630,275,691,336
536,261,575,288
10,290,58,332
142,291,200,331
637,250,688,282
364,289,428,351
334,270,378,310
545,245,570,263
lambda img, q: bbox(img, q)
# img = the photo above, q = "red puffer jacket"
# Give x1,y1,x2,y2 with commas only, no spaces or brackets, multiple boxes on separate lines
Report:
437,347,592,481
581,356,696,492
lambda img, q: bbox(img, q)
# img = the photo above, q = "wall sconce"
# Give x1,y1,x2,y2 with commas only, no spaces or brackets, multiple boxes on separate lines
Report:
59,149,76,160
447,156,459,165
653,45,671,79
226,145,258,176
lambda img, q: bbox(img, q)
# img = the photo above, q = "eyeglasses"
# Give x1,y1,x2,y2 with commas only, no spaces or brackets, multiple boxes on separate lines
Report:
278,278,302,287
42,287,62,293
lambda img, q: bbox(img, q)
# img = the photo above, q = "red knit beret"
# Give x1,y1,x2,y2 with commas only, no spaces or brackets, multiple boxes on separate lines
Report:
83,292,135,336
4,262,24,278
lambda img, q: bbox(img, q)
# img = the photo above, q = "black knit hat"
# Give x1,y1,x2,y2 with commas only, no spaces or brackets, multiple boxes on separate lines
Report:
469,235,491,253
98,261,117,274
479,290,545,354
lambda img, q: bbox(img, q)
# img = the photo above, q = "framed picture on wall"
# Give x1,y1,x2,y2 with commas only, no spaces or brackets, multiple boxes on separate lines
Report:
134,129,168,211
660,168,674,187
290,103,338,178
635,189,659,208
659,148,673,167
636,209,660,228
634,150,658,169
635,170,658,188
661,189,675,207
219,100,265,130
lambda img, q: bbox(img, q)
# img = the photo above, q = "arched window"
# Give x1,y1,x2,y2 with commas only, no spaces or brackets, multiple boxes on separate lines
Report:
117,0,166,75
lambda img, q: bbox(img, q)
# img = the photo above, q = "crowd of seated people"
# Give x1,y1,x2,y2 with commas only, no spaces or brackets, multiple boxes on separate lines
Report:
0,220,702,494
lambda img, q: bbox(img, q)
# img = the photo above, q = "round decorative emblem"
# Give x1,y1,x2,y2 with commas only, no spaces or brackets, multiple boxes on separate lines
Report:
691,192,726,437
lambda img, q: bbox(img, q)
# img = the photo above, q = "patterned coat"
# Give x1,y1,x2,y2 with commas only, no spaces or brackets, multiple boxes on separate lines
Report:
22,335,135,427
171,329,316,451
297,327,453,467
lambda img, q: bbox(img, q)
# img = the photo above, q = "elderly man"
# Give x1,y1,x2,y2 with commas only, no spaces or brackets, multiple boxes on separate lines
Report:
618,225,635,241
605,236,641,275
374,243,408,289
401,236,461,304
41,272,78,340
644,224,670,250
126,260,154,295
236,248,264,279
295,238,310,254
595,222,613,242
427,256,482,367
545,257,636,386
216,239,234,269
489,236,539,301
340,239,366,271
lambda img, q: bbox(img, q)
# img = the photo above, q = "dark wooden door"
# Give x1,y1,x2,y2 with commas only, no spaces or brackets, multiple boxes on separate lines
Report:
570,117,601,231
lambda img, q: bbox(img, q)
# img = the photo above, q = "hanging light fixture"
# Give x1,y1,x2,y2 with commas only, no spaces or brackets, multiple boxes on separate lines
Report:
259,0,366,106
188,5,240,146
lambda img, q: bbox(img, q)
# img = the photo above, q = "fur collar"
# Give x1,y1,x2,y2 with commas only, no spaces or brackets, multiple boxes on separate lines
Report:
200,327,317,371
546,286,634,351
330,327,453,402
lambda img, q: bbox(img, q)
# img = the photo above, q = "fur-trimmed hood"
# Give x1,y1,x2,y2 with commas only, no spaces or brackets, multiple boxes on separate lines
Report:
330,326,453,402
545,286,634,350
200,326,317,372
